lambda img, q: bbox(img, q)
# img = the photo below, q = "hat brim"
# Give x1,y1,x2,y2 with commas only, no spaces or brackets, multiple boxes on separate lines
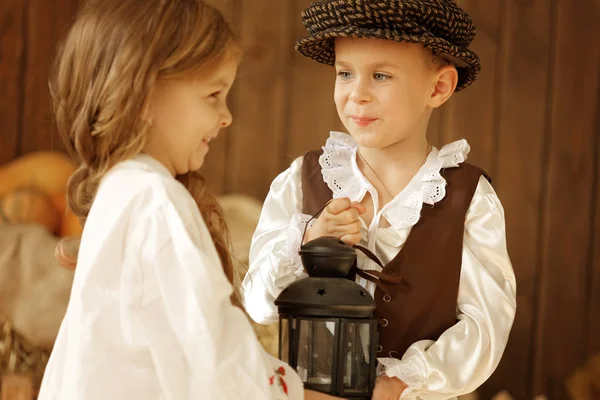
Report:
295,26,481,92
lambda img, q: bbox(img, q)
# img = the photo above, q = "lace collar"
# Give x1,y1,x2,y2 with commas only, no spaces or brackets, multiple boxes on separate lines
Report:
318,131,470,231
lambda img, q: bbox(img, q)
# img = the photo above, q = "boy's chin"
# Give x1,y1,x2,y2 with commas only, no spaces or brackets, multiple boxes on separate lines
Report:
350,129,418,151
349,131,388,149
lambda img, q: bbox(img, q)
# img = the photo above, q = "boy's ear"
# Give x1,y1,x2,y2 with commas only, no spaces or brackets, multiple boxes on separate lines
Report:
429,65,459,108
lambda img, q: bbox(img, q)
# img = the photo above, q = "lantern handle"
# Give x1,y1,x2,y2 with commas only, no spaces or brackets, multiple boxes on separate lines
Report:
351,246,404,295
353,244,384,269
301,201,396,273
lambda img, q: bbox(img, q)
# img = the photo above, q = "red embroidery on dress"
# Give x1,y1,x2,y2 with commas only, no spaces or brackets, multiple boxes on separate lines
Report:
279,376,288,395
269,365,289,395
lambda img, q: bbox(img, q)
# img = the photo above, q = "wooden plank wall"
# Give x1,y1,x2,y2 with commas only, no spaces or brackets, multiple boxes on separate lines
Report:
1,0,599,398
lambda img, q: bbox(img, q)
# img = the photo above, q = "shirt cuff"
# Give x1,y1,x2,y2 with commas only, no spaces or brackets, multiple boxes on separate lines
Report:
283,213,315,279
378,356,428,400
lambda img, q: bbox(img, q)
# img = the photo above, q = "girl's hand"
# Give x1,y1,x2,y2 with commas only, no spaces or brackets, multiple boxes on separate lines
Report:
372,376,408,400
304,198,366,246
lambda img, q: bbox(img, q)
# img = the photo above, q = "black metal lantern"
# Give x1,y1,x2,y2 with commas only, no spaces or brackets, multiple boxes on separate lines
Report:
275,236,379,399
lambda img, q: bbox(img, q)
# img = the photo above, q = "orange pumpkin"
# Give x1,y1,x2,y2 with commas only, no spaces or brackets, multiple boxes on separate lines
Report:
50,193,83,238
50,192,68,215
0,152,84,237
0,189,61,234
0,152,76,198
59,207,83,237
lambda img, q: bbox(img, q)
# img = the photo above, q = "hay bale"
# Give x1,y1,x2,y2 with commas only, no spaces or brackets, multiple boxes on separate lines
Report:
0,314,49,398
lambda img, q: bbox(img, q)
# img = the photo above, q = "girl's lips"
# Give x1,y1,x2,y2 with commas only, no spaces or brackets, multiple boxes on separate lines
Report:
350,116,378,127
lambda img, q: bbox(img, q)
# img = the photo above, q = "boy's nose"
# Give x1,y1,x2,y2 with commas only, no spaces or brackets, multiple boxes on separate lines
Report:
349,83,373,104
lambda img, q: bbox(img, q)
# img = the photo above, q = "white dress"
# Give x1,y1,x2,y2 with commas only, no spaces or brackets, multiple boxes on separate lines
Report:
38,154,303,400
243,131,517,400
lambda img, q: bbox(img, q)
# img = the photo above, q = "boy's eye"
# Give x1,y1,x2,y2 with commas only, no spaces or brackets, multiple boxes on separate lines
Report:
337,71,354,80
373,73,391,81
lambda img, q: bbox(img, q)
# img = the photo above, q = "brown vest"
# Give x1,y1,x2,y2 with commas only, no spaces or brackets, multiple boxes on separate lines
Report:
301,150,488,358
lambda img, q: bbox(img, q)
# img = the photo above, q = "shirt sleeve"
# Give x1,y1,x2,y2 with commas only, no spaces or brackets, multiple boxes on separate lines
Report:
129,199,304,400
242,156,313,325
378,176,517,399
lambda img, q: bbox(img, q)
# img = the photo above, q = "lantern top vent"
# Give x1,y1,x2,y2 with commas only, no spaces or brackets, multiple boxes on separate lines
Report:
275,277,375,318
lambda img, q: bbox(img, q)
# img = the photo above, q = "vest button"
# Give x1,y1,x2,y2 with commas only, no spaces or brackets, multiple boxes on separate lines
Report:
377,345,383,353
383,294,392,302
379,319,389,327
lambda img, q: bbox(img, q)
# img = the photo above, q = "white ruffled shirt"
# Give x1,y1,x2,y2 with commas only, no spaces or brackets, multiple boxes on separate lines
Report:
39,154,303,400
243,131,517,400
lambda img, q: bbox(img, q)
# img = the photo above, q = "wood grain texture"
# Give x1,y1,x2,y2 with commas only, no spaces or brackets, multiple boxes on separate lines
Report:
440,0,503,175
0,0,25,164
201,0,237,195
533,0,600,396
479,0,552,398
224,0,293,198
285,0,338,165
589,74,600,363
20,0,77,156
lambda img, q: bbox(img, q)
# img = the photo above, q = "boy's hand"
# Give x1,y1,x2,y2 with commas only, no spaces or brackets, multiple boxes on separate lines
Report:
304,389,345,399
372,376,407,400
303,198,366,246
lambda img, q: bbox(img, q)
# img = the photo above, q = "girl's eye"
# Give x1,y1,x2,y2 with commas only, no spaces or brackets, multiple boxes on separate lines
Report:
337,71,354,80
374,73,391,81
210,91,222,98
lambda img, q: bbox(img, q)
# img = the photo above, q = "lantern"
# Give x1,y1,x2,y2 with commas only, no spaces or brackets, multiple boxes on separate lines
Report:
275,237,378,399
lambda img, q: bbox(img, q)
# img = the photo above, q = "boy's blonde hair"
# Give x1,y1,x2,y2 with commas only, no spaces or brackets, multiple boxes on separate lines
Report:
52,0,240,303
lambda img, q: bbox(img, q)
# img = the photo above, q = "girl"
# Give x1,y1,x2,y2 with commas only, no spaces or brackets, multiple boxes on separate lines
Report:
243,1,517,399
38,1,338,399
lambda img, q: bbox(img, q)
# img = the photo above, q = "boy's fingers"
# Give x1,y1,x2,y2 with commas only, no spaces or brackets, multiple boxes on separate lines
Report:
340,232,361,246
328,208,360,225
326,198,352,215
328,221,361,236
351,201,367,215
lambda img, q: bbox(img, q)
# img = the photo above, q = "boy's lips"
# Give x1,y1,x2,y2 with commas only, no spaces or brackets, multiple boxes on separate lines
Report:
349,116,378,127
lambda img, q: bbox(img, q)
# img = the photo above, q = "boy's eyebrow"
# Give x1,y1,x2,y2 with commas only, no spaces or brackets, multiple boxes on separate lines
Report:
334,60,351,68
334,60,398,70
369,62,397,70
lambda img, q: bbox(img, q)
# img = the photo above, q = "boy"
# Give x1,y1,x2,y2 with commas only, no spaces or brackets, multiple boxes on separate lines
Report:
243,1,516,399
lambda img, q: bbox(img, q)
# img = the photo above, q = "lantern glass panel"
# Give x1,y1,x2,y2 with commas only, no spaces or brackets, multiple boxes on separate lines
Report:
297,319,336,393
279,317,290,365
341,322,373,395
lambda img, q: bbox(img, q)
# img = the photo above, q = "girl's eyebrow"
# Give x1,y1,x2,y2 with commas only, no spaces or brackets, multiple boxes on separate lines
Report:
207,78,228,87
204,79,229,92
213,75,236,88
